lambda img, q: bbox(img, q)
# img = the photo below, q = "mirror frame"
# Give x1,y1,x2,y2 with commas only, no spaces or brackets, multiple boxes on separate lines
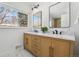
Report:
49,2,71,28
33,11,42,29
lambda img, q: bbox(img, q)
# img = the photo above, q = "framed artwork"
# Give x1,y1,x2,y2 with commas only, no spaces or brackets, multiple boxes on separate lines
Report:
18,12,28,27
0,3,28,27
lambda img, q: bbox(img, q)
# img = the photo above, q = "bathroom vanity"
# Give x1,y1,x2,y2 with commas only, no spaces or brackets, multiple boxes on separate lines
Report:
23,32,75,57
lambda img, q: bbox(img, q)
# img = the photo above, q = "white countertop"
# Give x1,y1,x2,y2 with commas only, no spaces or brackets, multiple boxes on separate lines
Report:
25,32,75,41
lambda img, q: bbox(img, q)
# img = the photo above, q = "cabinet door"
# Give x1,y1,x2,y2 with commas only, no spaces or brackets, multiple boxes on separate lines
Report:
31,35,41,56
51,39,70,57
41,37,51,57
24,33,31,51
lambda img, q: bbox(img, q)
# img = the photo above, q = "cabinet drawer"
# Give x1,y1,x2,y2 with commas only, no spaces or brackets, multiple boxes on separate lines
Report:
32,39,40,43
31,45,40,50
32,48,40,56
32,41,40,45
31,46,40,51
32,43,40,47
32,36,41,43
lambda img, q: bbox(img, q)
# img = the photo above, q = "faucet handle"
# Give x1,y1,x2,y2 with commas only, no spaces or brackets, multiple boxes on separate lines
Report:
52,31,55,34
59,31,62,35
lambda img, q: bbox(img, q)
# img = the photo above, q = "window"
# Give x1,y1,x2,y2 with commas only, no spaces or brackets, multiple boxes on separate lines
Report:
0,4,28,27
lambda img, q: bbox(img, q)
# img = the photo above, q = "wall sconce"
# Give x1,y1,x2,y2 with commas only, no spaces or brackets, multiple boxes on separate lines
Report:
32,4,39,10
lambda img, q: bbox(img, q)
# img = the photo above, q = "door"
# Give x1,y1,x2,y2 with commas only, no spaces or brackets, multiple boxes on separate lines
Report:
54,18,61,28
41,37,51,57
51,38,70,57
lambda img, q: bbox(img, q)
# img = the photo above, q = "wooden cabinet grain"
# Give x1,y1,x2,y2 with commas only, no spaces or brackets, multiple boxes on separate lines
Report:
31,35,41,56
41,37,51,57
24,33,31,51
24,33,75,57
51,38,70,57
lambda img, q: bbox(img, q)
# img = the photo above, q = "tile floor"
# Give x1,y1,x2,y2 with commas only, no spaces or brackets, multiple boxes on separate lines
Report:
16,47,34,57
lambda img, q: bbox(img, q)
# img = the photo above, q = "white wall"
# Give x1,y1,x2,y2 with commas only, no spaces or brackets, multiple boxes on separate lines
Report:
0,2,32,56
0,28,30,56
70,2,79,56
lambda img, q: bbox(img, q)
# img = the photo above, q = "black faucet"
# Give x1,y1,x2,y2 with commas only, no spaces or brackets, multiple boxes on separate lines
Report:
53,30,62,35
54,30,58,34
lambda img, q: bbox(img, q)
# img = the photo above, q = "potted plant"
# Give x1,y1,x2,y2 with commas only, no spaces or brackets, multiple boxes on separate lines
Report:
41,26,48,33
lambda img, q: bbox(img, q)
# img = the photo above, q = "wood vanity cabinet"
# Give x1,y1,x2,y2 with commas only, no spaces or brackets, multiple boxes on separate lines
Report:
51,38,70,57
31,35,41,56
41,37,51,57
24,33,31,51
24,33,74,57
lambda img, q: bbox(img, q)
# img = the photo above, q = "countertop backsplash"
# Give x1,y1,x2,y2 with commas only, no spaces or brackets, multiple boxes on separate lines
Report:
30,28,75,35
